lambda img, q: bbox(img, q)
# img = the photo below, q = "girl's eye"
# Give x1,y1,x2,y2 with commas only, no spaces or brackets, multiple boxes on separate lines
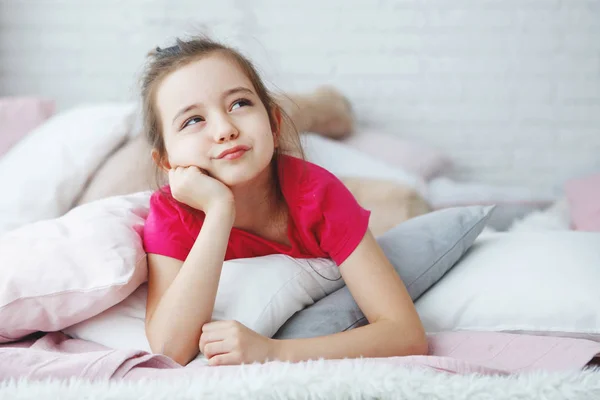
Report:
182,117,204,128
231,98,252,111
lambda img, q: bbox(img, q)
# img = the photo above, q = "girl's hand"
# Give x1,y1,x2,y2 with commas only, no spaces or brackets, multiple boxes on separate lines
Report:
168,166,234,215
199,320,276,366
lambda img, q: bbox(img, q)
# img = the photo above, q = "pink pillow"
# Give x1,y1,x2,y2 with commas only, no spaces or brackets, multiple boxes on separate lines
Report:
0,192,149,343
0,97,55,157
565,172,600,232
342,129,452,180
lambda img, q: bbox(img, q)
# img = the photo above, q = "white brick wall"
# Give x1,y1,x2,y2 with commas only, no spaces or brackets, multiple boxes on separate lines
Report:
1,0,599,192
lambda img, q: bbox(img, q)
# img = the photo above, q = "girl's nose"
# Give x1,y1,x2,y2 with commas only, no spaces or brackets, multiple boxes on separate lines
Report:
214,117,239,143
217,131,238,143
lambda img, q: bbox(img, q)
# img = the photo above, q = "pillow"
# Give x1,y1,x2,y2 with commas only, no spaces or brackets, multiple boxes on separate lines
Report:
274,205,494,339
76,135,156,206
0,192,150,343
565,172,600,232
0,103,137,235
340,177,430,236
508,198,571,232
0,97,55,158
427,177,556,209
414,231,600,342
427,177,558,231
62,255,343,353
301,133,428,197
341,129,452,180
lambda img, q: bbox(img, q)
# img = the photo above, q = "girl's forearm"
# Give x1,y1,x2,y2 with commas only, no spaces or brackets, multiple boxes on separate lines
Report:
270,319,428,363
146,207,234,365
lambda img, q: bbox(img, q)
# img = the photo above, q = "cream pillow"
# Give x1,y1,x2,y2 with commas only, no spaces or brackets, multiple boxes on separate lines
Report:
76,135,156,206
0,103,137,235
415,231,600,342
0,192,149,343
63,255,342,352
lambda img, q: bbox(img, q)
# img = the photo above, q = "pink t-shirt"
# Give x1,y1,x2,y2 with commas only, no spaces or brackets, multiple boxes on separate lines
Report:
142,155,371,266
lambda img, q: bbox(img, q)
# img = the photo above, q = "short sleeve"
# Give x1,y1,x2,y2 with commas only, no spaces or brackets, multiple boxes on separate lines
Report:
316,175,371,265
143,190,196,261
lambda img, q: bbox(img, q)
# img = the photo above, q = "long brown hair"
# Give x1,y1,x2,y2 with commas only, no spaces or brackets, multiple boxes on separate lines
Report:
139,35,303,204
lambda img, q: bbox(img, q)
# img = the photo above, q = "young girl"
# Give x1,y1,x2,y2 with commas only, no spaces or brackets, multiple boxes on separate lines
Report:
141,36,427,366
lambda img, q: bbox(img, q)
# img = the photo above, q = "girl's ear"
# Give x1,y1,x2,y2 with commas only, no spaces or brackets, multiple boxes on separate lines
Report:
271,106,283,148
151,149,171,171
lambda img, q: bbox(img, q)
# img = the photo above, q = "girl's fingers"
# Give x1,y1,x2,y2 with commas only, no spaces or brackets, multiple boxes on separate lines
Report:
207,352,238,366
202,320,234,332
202,340,229,358
198,331,224,350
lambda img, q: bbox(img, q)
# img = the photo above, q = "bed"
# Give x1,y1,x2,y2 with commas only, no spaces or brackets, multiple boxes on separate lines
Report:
1,103,599,399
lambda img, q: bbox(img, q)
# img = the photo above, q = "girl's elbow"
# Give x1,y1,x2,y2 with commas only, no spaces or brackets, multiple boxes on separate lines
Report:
408,333,429,356
168,350,198,366
399,320,429,356
388,324,428,356
146,328,198,366
150,339,198,366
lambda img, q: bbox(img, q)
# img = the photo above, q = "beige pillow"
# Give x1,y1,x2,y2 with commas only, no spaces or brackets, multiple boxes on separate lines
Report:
76,135,157,206
341,177,430,236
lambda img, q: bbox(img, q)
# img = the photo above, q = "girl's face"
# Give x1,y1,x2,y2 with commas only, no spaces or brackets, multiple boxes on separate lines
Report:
154,54,276,187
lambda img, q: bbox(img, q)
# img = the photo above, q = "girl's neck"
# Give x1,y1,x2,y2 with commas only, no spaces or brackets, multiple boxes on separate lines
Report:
230,163,286,233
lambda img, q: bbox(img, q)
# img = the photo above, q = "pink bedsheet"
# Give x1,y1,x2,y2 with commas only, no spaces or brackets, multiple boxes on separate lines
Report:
1,331,598,381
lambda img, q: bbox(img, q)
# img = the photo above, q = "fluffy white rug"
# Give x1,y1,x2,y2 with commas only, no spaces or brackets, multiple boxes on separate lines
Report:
2,359,599,400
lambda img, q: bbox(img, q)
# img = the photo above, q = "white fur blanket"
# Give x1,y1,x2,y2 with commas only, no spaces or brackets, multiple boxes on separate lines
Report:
2,360,599,400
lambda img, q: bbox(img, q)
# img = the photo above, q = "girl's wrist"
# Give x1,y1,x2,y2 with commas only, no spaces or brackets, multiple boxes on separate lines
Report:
205,201,235,225
267,338,279,361
267,338,286,362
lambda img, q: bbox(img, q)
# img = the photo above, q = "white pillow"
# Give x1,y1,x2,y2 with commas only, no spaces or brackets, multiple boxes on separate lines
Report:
301,133,428,197
508,198,571,232
0,103,137,235
63,255,343,353
415,231,600,342
0,192,149,343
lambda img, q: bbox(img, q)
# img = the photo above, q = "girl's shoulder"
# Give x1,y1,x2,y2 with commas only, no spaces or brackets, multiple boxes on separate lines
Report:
278,155,370,265
144,186,202,261
279,155,363,216
278,155,344,198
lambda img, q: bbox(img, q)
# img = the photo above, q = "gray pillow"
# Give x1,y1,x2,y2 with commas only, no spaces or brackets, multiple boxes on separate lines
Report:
273,205,495,339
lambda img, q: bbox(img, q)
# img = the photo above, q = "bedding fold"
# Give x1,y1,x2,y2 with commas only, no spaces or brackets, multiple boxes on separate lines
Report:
0,331,597,381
